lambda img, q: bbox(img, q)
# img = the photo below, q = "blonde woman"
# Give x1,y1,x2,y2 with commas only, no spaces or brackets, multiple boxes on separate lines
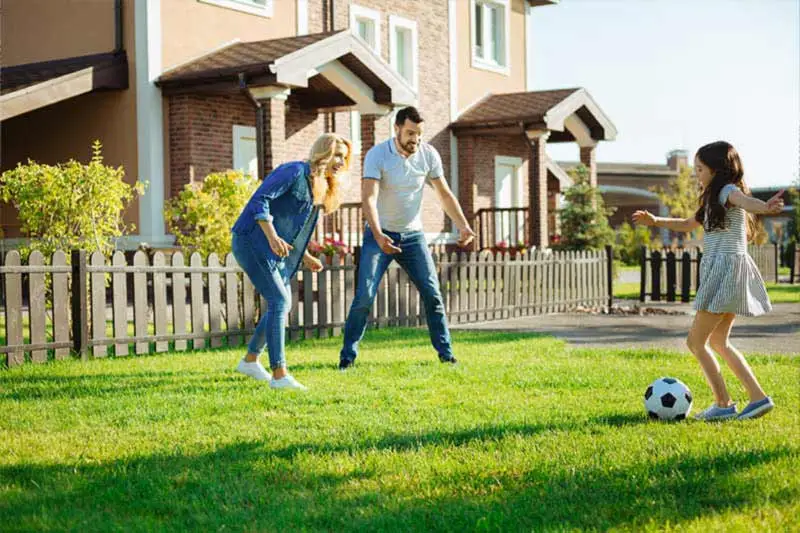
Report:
231,133,352,390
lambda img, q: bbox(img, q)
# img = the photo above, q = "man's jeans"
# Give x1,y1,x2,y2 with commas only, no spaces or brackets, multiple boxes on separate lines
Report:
340,228,453,362
231,232,290,370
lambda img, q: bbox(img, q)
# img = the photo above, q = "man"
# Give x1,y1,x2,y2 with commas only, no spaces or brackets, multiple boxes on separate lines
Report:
339,106,475,369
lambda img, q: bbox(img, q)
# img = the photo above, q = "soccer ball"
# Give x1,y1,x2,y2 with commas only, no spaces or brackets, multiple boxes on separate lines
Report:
644,377,693,421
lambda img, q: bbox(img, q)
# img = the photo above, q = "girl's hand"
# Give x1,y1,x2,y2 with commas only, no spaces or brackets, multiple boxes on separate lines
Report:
632,210,656,226
303,254,324,272
765,190,785,215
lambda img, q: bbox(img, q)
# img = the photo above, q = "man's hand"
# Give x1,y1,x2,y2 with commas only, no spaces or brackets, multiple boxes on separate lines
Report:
303,254,324,272
375,232,402,254
457,226,476,248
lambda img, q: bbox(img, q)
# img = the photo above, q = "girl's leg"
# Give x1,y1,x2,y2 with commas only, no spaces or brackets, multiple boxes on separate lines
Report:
708,313,768,402
687,311,732,407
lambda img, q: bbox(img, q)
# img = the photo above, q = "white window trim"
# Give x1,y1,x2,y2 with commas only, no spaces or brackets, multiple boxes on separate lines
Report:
470,0,511,76
349,4,382,56
232,125,257,176
350,110,362,154
198,0,273,18
388,15,419,92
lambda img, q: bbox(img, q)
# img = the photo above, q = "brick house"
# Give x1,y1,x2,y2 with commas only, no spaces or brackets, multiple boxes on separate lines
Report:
1,0,618,251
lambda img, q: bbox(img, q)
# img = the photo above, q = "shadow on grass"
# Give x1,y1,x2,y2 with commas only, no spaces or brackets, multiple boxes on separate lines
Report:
0,428,794,532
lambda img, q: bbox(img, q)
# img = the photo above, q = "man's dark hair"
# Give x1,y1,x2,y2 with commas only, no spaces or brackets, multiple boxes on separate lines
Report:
395,106,424,127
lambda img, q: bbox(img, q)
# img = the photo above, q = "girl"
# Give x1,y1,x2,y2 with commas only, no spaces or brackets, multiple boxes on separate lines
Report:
231,133,352,390
633,141,784,421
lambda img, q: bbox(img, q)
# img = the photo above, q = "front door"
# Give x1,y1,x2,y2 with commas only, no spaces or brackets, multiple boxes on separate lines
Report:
494,156,523,246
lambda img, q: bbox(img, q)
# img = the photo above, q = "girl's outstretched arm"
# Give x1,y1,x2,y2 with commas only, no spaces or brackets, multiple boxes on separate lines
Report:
632,210,701,232
727,188,784,215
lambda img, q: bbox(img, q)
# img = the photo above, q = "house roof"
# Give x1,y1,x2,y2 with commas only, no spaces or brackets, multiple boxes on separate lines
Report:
0,52,128,121
156,30,416,111
560,161,678,178
450,88,617,142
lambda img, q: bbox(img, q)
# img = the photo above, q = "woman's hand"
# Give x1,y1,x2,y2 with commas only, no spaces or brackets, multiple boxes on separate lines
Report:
632,210,656,227
262,222,293,258
303,253,324,273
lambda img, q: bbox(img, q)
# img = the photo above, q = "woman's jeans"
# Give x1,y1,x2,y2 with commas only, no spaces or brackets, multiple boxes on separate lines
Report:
231,232,290,370
340,228,453,363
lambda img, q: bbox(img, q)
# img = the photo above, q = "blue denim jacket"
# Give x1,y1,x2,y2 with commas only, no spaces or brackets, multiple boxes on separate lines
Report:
232,161,319,277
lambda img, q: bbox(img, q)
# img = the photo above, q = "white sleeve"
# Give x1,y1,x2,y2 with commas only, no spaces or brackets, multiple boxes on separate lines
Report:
718,183,739,205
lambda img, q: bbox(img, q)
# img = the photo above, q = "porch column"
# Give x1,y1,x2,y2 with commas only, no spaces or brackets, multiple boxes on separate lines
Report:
249,87,290,177
527,131,550,248
579,145,598,188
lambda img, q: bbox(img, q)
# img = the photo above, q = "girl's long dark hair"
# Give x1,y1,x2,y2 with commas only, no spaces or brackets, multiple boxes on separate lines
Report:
693,141,753,235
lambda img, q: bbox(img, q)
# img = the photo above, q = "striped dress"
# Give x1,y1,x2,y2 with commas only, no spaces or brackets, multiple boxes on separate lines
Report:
694,183,772,316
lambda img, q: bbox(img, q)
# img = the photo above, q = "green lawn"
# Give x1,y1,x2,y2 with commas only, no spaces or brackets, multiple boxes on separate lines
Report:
1,329,798,532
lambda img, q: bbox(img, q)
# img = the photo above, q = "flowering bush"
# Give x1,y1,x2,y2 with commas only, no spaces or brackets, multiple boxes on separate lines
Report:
492,240,529,255
308,237,350,257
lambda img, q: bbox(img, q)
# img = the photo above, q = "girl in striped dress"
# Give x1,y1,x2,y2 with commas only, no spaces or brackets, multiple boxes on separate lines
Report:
633,141,784,421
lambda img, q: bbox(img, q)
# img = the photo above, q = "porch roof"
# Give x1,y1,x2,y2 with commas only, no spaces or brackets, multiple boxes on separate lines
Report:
0,51,128,121
450,88,617,143
156,30,416,113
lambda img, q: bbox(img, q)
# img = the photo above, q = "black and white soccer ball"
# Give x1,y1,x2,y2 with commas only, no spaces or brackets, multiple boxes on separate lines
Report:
644,377,693,421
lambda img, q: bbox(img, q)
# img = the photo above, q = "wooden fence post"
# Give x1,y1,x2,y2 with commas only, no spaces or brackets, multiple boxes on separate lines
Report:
605,245,614,309
681,250,692,303
666,250,676,302
651,250,662,302
639,246,647,302
71,250,89,360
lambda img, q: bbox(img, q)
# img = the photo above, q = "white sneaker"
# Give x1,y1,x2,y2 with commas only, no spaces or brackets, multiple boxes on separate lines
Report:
270,375,308,391
236,358,271,381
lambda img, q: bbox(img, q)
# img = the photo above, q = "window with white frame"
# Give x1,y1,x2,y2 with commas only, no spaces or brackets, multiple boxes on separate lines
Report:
389,15,418,90
471,0,509,74
350,5,381,153
198,0,272,18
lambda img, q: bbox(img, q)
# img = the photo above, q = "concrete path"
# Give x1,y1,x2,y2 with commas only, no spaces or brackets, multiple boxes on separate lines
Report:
451,303,800,355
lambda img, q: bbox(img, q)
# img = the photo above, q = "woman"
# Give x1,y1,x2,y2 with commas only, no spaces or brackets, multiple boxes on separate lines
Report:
231,133,352,390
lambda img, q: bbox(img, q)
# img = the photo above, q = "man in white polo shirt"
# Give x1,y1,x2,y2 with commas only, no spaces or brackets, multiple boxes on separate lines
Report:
339,107,475,369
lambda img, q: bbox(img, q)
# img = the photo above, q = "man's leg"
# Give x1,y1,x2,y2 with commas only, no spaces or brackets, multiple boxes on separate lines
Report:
395,232,454,362
340,229,393,365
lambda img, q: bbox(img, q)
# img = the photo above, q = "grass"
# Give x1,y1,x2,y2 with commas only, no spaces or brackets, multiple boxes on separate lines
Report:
613,281,797,303
1,328,798,532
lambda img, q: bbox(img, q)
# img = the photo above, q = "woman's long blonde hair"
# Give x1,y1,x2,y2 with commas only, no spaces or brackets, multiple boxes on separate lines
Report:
308,133,352,214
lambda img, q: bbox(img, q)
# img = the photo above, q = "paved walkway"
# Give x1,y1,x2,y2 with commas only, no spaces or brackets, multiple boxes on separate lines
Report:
451,303,800,355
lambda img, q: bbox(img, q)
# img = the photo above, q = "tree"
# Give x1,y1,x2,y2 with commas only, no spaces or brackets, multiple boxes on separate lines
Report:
651,165,702,242
164,170,259,257
616,221,651,265
0,141,144,259
556,164,615,251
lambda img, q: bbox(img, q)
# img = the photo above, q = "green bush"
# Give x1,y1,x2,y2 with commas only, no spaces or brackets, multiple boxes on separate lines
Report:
0,141,144,260
616,221,651,265
164,170,258,258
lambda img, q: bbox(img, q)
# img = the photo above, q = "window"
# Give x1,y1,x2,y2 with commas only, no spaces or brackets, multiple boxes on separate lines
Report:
350,5,382,154
198,0,272,18
389,15,418,90
232,125,258,178
350,4,381,55
471,0,509,74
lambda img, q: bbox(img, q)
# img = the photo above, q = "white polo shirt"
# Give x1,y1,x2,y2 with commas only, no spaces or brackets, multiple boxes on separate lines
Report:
363,137,444,232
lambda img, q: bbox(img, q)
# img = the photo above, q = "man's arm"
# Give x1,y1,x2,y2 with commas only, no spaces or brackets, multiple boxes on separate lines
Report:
429,177,475,247
362,179,401,254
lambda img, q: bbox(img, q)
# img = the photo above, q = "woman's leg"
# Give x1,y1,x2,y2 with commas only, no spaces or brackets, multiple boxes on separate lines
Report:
687,310,732,406
708,313,768,402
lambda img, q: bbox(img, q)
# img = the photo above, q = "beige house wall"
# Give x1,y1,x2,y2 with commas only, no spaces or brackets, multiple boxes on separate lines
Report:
456,0,528,114
160,0,297,72
1,0,116,66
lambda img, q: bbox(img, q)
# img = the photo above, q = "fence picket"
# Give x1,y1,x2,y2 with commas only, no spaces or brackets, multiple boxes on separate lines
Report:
52,251,70,360
172,252,188,351
112,251,128,356
133,251,149,355
208,254,222,349
189,252,205,350
4,251,23,366
90,251,107,358
28,251,47,363
225,254,242,347
153,252,169,352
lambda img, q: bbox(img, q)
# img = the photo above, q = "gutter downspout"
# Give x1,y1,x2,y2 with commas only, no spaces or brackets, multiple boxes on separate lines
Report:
114,0,123,53
240,74,265,181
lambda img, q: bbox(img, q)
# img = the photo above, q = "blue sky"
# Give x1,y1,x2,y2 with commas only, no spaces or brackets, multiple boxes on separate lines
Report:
530,0,799,189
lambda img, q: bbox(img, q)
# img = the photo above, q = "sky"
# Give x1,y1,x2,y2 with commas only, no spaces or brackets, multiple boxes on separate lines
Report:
530,0,799,189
